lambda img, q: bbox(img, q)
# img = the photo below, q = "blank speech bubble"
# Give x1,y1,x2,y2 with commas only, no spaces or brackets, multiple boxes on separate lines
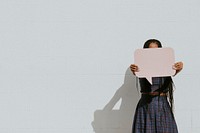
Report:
134,47,176,84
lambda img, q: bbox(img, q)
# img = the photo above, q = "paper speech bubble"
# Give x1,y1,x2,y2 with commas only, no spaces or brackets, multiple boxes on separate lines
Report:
134,47,176,84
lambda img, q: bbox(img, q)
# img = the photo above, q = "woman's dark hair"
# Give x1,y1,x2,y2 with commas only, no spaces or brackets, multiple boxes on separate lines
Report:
142,39,175,112
160,77,175,113
143,39,162,48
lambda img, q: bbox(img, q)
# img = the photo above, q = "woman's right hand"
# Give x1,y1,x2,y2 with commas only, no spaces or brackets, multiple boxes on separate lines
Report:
130,64,139,75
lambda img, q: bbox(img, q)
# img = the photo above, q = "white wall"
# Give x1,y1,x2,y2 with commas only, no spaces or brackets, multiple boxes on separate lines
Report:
0,0,199,133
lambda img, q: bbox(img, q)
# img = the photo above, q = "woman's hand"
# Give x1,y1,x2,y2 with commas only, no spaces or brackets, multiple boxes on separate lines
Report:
130,64,139,75
173,61,183,76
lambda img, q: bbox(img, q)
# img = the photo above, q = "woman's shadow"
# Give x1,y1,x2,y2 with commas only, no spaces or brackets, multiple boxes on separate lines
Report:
92,67,140,133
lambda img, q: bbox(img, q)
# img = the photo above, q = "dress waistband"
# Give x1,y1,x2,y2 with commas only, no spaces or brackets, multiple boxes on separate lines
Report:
142,92,167,96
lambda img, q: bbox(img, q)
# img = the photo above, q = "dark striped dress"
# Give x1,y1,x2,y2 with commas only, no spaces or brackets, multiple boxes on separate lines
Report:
132,77,178,133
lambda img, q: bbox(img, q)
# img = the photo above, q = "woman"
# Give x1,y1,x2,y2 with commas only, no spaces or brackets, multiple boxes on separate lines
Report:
130,39,183,133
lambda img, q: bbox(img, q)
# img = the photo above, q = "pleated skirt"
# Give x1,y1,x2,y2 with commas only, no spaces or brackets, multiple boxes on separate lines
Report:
132,94,178,133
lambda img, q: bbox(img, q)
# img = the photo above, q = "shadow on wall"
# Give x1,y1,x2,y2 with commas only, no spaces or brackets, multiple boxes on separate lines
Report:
92,67,140,133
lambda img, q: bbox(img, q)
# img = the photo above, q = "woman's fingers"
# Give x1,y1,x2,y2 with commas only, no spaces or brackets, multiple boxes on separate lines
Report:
130,64,139,72
173,62,183,70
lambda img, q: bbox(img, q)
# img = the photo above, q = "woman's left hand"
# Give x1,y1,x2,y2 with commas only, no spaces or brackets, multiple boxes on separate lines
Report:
173,62,183,76
173,62,183,71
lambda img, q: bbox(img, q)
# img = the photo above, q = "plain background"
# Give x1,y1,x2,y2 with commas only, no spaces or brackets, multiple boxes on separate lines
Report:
0,0,199,133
